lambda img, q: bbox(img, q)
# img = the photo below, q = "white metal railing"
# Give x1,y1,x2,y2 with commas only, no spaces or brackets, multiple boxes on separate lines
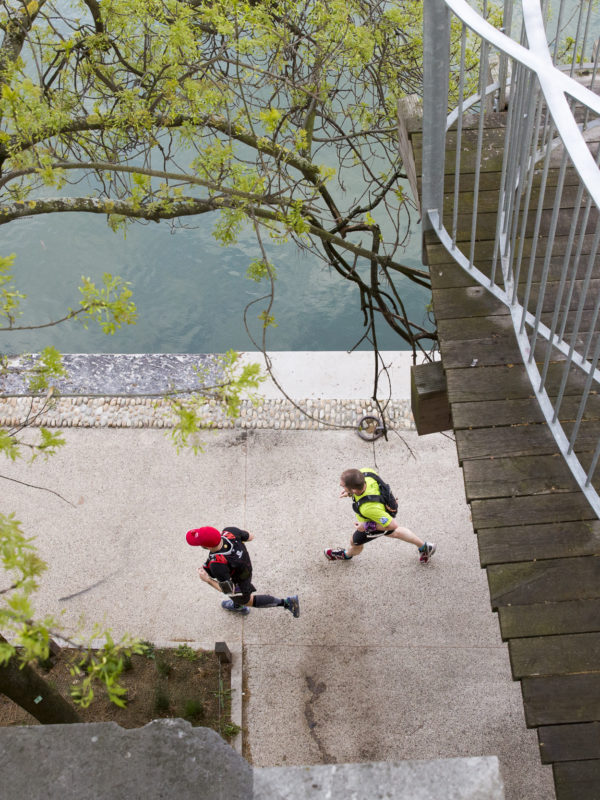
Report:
422,0,600,516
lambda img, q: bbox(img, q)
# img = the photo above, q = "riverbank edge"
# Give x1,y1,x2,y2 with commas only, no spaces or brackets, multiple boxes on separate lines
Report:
0,351,417,430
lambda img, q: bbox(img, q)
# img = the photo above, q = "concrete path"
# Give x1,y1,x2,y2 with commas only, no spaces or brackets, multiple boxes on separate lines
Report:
1,352,555,800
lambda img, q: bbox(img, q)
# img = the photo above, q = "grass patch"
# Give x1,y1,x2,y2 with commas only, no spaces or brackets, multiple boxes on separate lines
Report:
183,698,204,721
0,646,236,740
175,644,198,661
154,685,170,714
155,659,172,677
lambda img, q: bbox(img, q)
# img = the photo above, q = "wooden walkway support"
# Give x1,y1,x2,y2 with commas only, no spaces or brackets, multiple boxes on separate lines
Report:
407,107,600,800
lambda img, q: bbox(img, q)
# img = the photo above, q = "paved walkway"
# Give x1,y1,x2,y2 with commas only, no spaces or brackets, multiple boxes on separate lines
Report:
2,352,555,800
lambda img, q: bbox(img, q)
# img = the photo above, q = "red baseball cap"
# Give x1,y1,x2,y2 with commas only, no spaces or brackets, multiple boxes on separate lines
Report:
186,527,221,548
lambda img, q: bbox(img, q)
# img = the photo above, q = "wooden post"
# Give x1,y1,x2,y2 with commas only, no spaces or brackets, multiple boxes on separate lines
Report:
397,95,422,218
214,642,232,664
410,361,452,435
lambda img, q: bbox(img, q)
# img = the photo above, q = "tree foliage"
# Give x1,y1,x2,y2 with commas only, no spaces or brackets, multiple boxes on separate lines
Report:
0,222,262,724
0,276,261,720
0,263,261,720
0,510,147,718
0,255,141,719
0,0,438,352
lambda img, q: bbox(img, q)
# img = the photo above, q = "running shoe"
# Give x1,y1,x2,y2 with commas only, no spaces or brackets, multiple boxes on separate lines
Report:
324,548,352,561
221,599,250,615
285,595,300,618
418,542,436,564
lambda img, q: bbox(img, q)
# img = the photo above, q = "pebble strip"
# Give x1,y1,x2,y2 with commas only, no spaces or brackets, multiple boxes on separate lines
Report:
0,395,415,431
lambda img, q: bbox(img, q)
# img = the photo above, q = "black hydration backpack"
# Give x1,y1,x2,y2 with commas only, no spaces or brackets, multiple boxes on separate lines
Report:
351,470,398,518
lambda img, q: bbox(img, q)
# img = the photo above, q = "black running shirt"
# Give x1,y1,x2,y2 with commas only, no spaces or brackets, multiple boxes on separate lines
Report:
203,526,252,583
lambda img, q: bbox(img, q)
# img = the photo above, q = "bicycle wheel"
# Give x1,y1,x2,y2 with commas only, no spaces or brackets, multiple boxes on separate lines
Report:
357,415,385,441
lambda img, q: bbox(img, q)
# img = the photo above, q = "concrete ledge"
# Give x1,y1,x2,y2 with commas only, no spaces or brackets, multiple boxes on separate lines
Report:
0,718,251,800
0,353,220,396
254,757,505,800
0,717,504,800
0,351,417,400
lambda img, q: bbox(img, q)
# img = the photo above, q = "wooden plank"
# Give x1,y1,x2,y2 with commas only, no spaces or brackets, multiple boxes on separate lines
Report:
431,254,597,290
522,674,600,726
553,760,600,800
441,337,522,368
509,632,600,679
442,330,600,369
452,395,600,429
444,182,590,215
431,285,509,320
425,233,600,265
447,364,532,403
452,399,545,428
499,598,600,640
418,165,585,196
414,127,600,174
446,362,589,403
472,492,593,530
433,280,600,324
479,518,600,565
457,421,600,463
436,310,522,372
539,307,600,336
453,207,599,241
411,111,506,137
413,128,590,178
412,128,507,172
516,279,600,314
487,556,600,609
428,260,477,289
538,722,600,763
446,111,508,131
465,453,578,500
436,313,515,341
456,425,558,462
433,315,593,374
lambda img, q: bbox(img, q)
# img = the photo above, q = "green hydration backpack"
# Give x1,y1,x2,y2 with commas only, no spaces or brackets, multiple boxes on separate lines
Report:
351,470,398,518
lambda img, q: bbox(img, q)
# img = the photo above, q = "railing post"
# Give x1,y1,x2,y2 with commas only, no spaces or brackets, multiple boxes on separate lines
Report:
422,0,451,237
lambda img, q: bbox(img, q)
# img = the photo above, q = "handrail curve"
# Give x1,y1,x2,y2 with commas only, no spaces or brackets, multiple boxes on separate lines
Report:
422,0,600,516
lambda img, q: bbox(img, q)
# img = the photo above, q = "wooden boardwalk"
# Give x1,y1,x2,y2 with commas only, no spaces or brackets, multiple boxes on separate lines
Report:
408,112,600,800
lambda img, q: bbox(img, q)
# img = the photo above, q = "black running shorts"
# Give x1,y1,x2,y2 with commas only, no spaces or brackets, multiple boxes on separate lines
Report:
352,527,393,546
229,578,256,606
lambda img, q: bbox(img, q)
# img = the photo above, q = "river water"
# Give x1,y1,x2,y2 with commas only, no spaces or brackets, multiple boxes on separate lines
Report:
2,0,591,356
2,197,429,355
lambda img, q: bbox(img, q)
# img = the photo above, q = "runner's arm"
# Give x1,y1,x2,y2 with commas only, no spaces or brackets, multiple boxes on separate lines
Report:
223,526,253,542
358,509,396,532
198,568,224,593
198,562,235,593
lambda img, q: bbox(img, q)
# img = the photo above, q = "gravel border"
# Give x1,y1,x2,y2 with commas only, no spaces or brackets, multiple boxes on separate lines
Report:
0,395,415,431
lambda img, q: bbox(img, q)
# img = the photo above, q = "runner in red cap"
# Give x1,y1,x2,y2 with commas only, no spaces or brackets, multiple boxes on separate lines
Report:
186,525,299,618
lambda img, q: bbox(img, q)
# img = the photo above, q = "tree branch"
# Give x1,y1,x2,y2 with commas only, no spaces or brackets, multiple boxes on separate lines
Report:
0,473,76,507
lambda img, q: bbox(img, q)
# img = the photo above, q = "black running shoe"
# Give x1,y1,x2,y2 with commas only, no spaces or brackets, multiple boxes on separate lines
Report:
285,595,300,618
221,599,250,615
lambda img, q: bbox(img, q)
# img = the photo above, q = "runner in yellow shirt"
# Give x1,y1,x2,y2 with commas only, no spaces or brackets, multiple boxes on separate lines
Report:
324,467,435,563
